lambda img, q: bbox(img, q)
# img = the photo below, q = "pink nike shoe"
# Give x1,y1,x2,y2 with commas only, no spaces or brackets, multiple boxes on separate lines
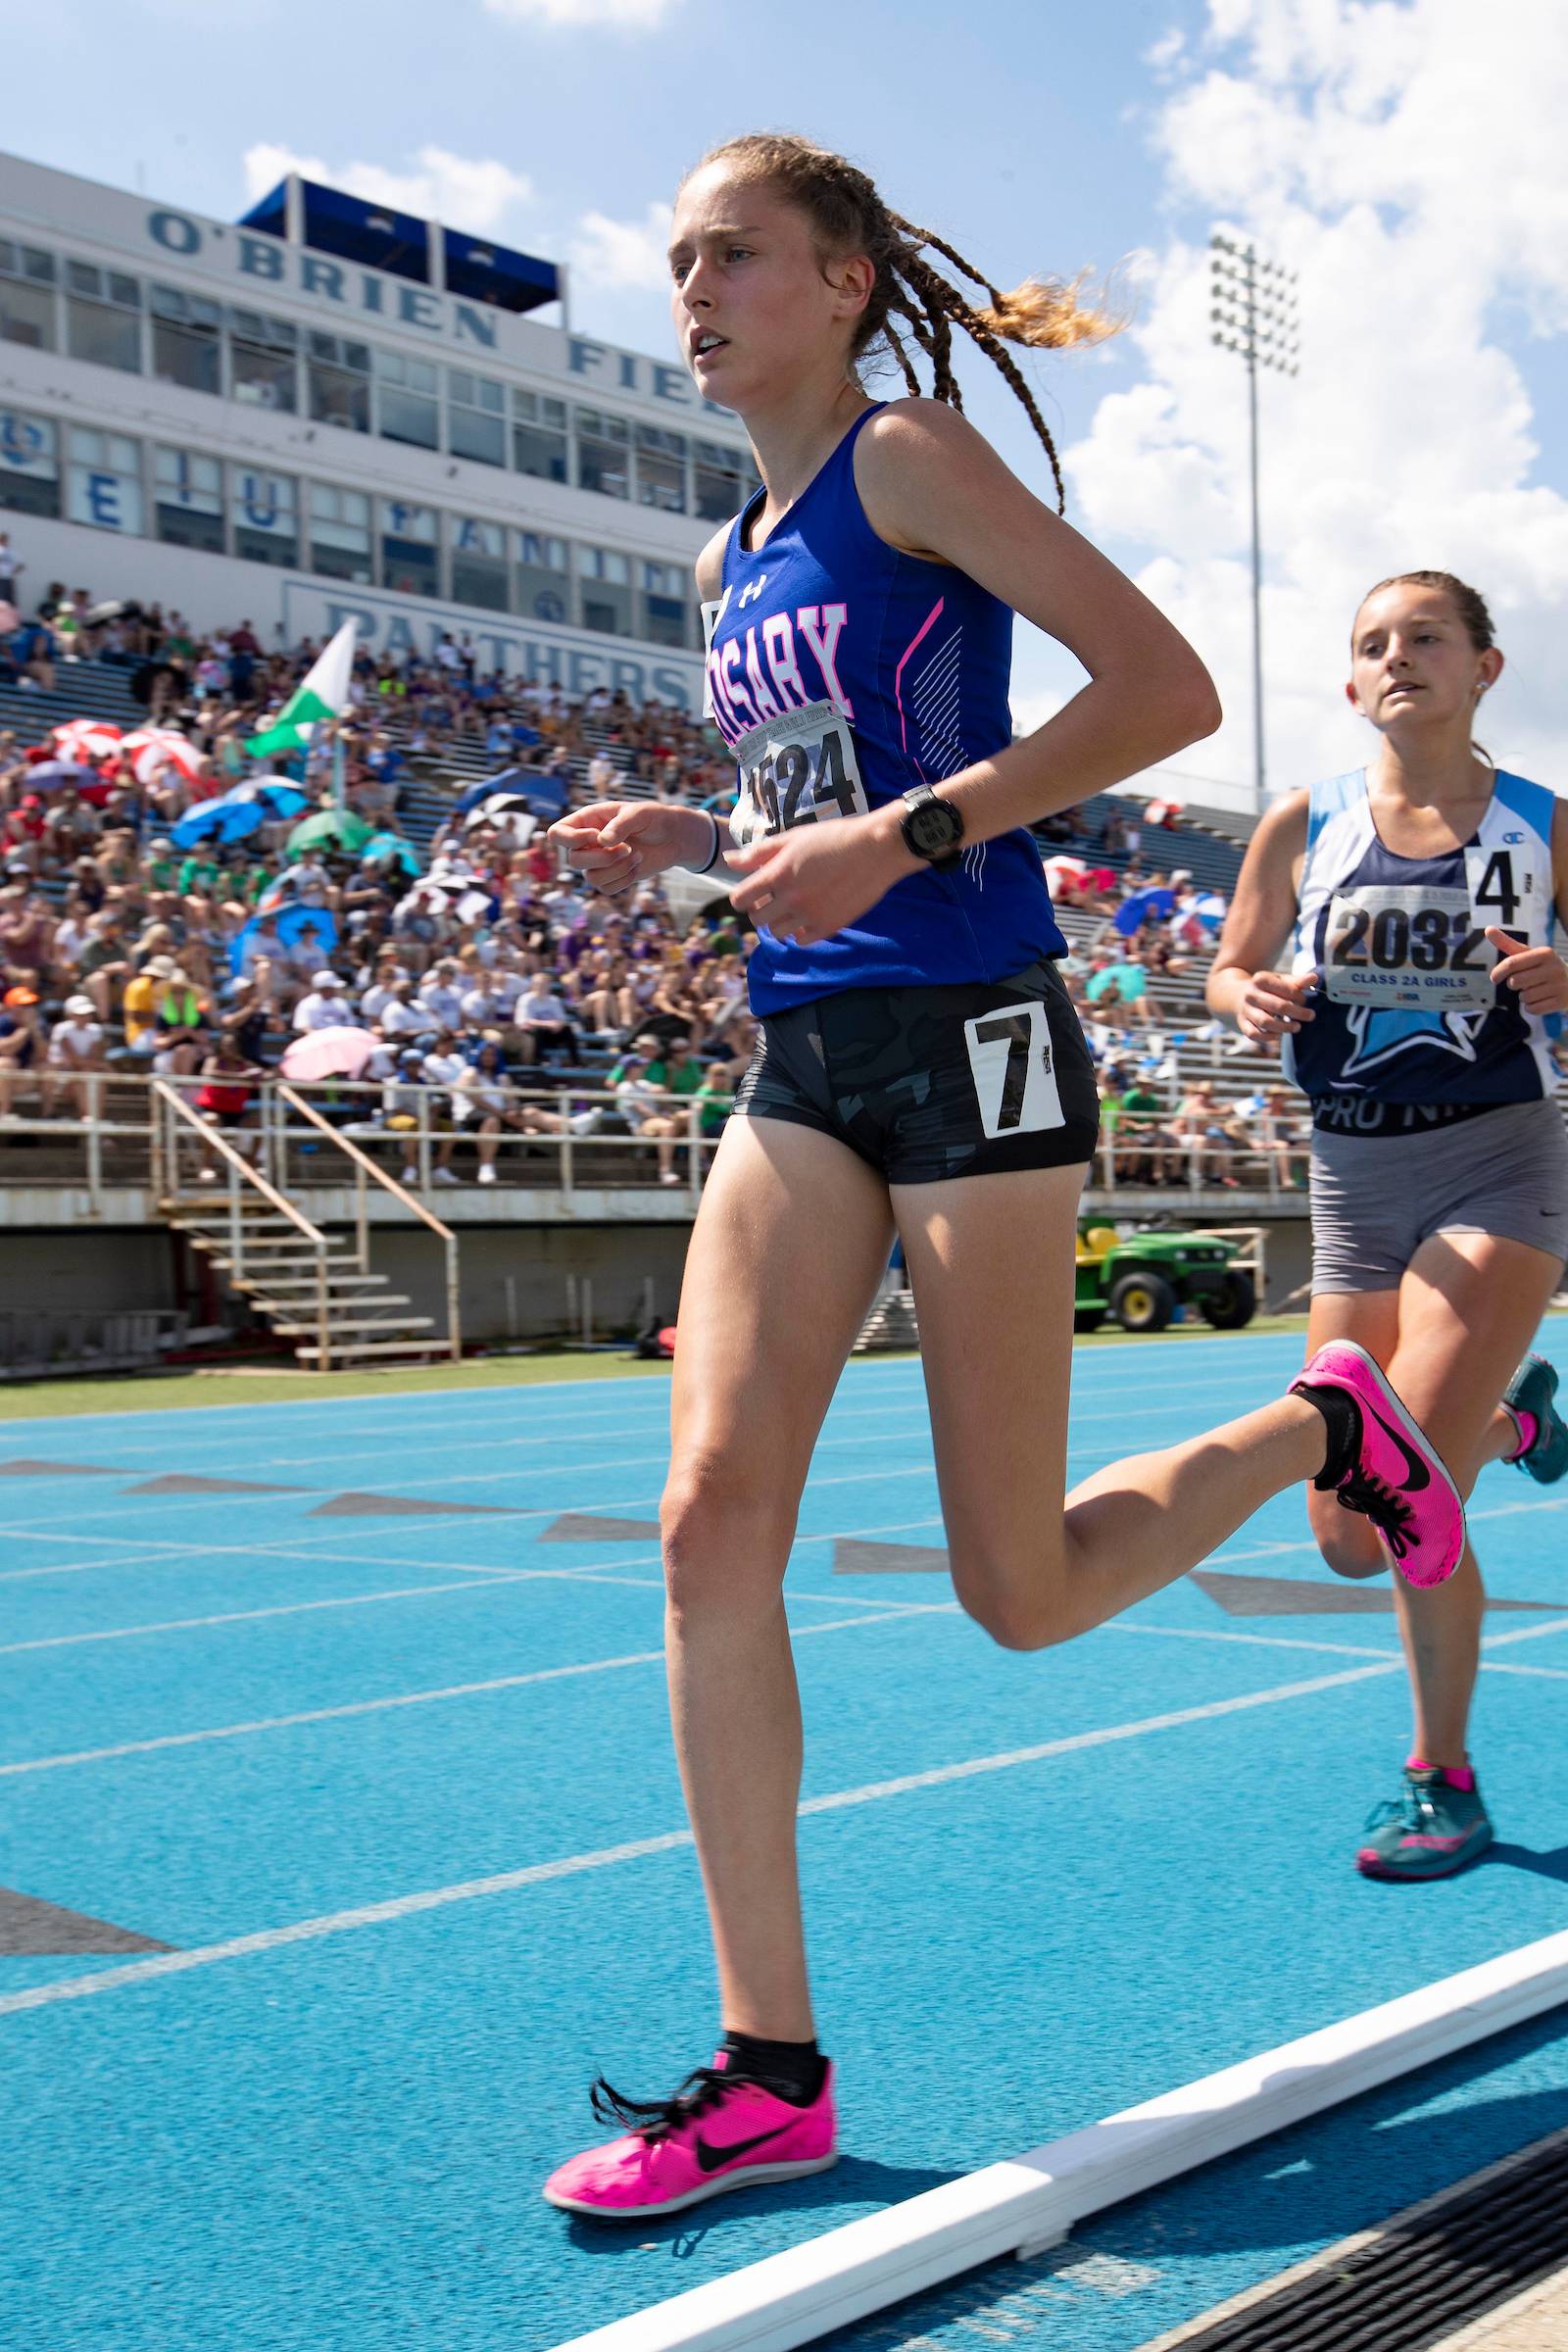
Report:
1291,1340,1465,1589
542,2050,838,2220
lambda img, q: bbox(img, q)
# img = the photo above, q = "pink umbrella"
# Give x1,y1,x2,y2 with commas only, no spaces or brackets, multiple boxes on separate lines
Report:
52,717,123,761
279,1026,379,1081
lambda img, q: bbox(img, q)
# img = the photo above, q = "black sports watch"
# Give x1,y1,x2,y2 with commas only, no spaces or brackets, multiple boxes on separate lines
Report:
900,784,964,871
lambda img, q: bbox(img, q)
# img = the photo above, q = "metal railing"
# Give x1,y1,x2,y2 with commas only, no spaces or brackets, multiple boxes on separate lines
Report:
274,1083,461,1361
2,1071,1327,1214
150,1077,333,1364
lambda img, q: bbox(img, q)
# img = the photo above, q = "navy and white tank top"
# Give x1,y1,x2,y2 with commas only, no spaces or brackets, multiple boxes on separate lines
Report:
702,402,1065,1015
1284,766,1560,1128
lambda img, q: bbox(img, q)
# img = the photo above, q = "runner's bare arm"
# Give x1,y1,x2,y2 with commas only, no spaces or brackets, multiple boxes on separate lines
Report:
546,519,733,890
1205,792,1319,1043
1485,796,1568,1016
853,398,1221,841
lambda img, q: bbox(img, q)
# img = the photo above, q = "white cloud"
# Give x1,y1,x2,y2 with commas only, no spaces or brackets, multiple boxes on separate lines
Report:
242,142,534,238
1065,0,1568,808
484,0,680,25
568,200,675,293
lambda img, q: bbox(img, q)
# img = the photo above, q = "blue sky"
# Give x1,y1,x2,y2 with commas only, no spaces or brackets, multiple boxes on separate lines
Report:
9,0,1567,806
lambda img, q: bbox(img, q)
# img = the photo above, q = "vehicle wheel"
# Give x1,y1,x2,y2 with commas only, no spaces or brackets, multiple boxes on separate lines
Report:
1201,1270,1256,1330
1074,1308,1107,1334
1109,1270,1176,1333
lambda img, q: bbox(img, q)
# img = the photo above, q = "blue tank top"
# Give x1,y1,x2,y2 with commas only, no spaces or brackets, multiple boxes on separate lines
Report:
1284,766,1560,1113
702,402,1066,1015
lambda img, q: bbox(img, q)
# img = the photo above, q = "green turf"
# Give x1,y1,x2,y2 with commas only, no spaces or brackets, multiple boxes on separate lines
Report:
0,1314,1316,1421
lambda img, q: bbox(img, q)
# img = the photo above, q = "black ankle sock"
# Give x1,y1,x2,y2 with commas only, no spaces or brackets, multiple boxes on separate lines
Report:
720,2031,827,2106
1296,1381,1358,1490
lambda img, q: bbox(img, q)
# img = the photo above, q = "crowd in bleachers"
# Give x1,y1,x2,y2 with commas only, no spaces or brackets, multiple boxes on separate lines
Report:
0,552,1342,1191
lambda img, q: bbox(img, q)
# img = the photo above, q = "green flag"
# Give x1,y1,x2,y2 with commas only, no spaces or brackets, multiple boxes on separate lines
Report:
247,619,357,759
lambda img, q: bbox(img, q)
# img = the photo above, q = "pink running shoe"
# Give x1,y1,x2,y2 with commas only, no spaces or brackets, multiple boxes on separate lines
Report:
1290,1340,1465,1589
542,2050,837,2220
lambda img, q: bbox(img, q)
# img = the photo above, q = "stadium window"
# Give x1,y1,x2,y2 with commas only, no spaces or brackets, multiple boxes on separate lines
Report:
307,332,371,434
67,426,144,535
150,284,221,395
380,498,440,597
694,439,749,523
231,466,297,565
640,559,689,650
228,309,299,413
448,368,506,467
64,259,142,374
375,349,439,450
154,446,224,554
0,407,62,519
511,388,567,483
309,484,373,584
451,514,510,612
0,241,58,352
635,423,688,515
575,406,630,500
578,543,632,637
514,528,569,624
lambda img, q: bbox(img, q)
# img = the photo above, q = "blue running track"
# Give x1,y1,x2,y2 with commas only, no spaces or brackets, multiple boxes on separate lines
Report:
2,1326,1566,2352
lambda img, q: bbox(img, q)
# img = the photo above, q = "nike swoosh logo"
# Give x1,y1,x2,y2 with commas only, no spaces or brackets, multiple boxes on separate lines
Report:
694,2122,798,2175
1368,1404,1431,1492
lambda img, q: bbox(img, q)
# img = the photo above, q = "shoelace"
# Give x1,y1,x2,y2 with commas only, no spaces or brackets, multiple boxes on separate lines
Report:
1335,1467,1415,1559
1363,1782,1444,1837
589,2065,734,2144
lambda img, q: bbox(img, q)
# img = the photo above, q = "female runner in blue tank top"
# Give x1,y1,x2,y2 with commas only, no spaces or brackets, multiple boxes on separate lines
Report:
1209,571,1568,1886
543,136,1467,2221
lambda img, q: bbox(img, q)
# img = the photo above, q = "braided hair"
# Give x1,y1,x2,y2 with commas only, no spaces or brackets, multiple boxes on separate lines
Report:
687,132,1118,512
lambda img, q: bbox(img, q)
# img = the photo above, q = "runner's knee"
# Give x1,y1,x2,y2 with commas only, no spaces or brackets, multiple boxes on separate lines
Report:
661,1451,792,1613
949,1537,1073,1651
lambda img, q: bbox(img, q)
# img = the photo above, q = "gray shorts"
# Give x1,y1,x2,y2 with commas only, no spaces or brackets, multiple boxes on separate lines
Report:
1309,1100,1568,1294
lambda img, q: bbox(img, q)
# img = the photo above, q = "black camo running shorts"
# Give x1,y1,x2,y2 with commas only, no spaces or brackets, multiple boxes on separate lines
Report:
731,959,1100,1184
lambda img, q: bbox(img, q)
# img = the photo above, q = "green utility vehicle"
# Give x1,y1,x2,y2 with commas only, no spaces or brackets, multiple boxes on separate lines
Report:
1074,1219,1256,1335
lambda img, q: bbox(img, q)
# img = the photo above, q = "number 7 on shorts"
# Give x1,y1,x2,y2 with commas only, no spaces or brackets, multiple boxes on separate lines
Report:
964,1001,1066,1138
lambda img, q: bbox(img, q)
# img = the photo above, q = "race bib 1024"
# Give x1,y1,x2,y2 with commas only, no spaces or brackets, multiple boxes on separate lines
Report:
728,698,870,849
1321,884,1499,1011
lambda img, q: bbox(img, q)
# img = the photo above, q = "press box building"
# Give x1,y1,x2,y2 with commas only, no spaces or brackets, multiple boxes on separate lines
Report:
0,151,756,711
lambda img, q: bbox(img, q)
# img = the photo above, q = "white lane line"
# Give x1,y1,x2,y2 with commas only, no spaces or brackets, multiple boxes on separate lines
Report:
0,1604,947,1778
1482,1614,1568,1649
0,1331,1309,1442
0,1561,664,1655
1108,1621,1398,1663
0,1656,1398,2018
1482,1660,1568,1680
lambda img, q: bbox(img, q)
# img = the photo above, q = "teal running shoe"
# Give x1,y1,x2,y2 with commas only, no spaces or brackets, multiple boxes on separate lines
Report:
1504,1354,1568,1485
1357,1766,1493,1882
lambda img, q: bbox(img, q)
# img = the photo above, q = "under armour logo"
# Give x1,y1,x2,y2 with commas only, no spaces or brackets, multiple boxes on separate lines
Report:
737,573,769,609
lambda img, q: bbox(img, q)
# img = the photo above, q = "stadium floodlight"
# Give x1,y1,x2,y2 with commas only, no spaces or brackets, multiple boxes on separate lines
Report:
1209,234,1300,809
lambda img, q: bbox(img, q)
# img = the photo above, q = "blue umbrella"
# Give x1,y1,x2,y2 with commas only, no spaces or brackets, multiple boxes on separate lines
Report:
361,831,422,877
454,764,564,820
171,798,267,849
218,777,309,818
1113,886,1177,937
24,760,98,794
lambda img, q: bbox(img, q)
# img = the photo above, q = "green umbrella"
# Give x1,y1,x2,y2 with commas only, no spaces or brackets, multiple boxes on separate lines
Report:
285,809,374,859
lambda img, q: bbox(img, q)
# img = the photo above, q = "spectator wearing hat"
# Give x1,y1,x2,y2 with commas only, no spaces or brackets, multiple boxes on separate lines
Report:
122,955,175,1056
154,966,211,1078
0,984,43,1119
293,970,348,1033
45,995,107,1120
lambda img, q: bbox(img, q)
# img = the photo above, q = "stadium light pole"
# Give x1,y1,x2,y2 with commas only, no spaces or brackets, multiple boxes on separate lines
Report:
1209,236,1298,810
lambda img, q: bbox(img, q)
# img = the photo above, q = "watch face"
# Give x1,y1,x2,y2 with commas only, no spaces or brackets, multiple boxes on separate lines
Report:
906,799,962,857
